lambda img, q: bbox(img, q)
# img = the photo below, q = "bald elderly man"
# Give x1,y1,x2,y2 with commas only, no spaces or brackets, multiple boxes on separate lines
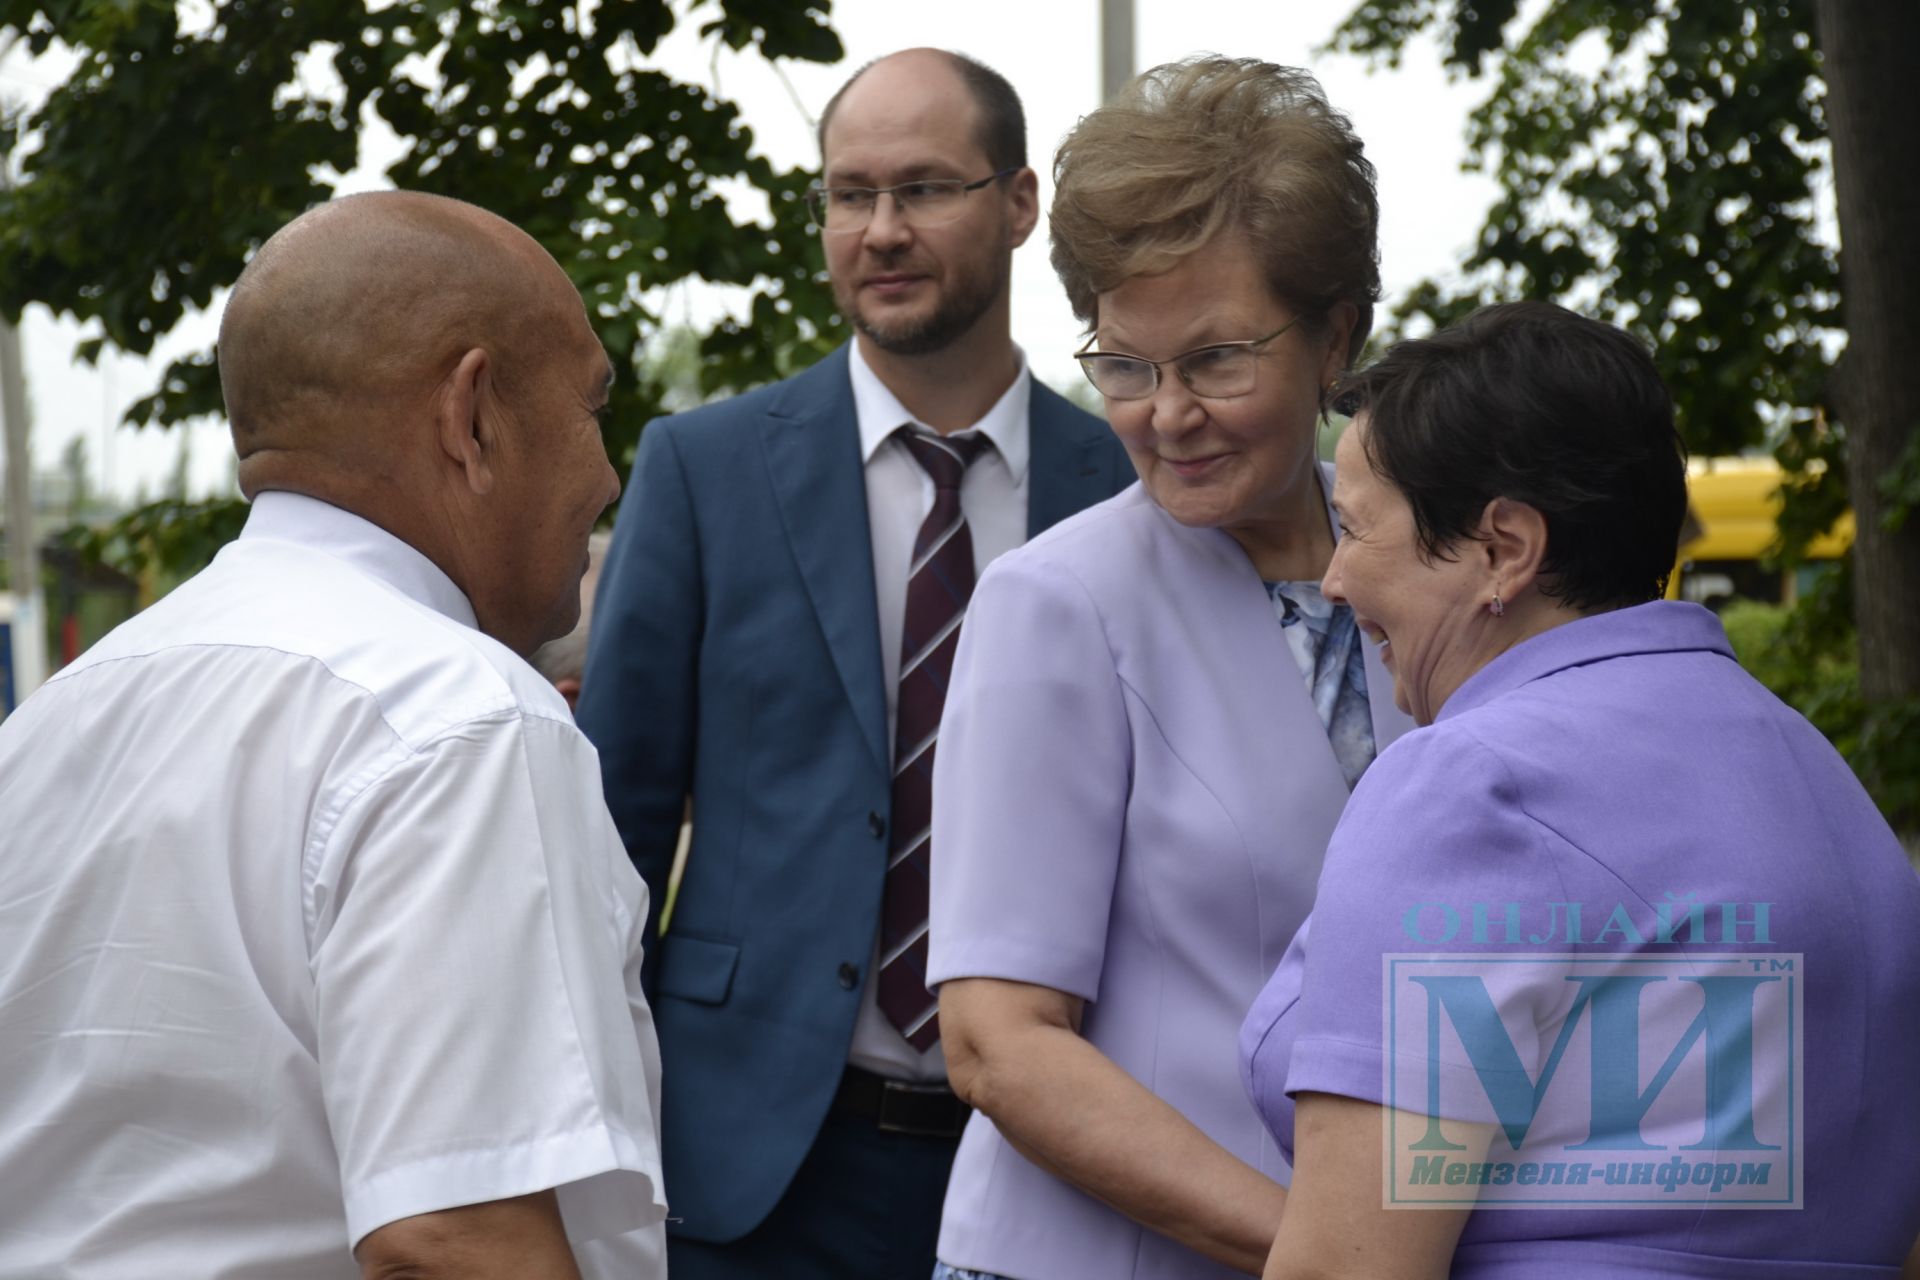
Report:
0,193,666,1278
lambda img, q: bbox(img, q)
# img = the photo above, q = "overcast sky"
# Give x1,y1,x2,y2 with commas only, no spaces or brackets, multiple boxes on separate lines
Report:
1,1,1499,501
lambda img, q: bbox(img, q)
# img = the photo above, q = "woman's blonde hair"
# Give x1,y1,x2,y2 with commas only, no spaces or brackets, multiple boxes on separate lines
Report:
1050,56,1380,361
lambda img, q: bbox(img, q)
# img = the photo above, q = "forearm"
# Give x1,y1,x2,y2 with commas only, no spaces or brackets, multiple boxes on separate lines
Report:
1260,1096,1475,1280
969,1022,1284,1274
356,1190,581,1280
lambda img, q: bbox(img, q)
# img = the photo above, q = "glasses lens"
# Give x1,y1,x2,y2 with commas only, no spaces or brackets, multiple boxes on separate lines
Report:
811,188,877,230
1081,355,1158,400
896,181,967,227
1177,346,1258,398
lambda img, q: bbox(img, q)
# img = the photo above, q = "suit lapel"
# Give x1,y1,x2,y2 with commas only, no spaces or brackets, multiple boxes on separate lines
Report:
1189,519,1358,807
1027,381,1125,537
759,349,891,776
1197,520,1408,804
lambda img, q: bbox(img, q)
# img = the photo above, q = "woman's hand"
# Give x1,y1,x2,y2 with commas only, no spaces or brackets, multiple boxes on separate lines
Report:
940,976,1286,1275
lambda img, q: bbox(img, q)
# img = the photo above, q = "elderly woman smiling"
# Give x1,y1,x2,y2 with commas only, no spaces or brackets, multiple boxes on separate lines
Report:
1241,302,1920,1279
925,57,1413,1280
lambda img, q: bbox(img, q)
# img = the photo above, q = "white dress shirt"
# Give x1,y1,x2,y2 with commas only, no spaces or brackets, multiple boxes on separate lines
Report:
0,493,666,1278
845,339,1032,1083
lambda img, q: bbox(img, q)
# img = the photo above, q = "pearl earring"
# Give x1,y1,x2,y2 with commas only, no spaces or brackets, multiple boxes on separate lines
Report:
1489,594,1505,618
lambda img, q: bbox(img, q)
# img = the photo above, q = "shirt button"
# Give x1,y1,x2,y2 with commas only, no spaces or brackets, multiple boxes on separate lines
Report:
837,963,860,990
867,810,886,839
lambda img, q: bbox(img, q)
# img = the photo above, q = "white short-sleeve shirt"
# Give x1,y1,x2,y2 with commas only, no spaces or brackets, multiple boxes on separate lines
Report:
0,492,667,1277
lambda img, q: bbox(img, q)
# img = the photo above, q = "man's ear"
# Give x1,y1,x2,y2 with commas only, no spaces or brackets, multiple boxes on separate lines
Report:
1478,496,1552,599
1005,166,1041,250
437,346,497,497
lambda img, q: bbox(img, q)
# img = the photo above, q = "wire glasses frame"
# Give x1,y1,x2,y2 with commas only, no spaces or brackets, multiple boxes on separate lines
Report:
805,168,1019,233
1073,315,1307,401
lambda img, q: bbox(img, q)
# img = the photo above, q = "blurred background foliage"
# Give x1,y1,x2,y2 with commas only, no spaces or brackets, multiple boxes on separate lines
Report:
1331,0,1836,464
1330,0,1919,840
3,0,849,570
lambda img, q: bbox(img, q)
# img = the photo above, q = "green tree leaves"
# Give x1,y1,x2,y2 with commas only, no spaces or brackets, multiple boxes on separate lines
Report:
1329,0,1837,468
1,0,847,476
1331,0,1920,840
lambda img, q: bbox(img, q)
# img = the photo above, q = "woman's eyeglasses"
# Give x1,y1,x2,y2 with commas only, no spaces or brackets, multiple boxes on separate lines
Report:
1074,316,1305,400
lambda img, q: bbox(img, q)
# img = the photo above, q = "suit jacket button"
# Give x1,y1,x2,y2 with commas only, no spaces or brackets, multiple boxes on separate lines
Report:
867,810,886,839
837,963,860,990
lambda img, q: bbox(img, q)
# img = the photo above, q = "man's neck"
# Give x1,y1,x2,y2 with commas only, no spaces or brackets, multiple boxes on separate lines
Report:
855,326,1022,434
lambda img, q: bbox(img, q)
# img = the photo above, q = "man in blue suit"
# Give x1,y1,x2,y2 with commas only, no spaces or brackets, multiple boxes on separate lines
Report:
577,47,1133,1280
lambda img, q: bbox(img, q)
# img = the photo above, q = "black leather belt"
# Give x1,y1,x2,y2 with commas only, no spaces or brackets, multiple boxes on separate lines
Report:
833,1065,971,1139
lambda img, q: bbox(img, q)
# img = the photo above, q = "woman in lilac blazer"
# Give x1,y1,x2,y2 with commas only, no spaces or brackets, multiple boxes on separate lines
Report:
1241,302,1920,1277
925,58,1413,1280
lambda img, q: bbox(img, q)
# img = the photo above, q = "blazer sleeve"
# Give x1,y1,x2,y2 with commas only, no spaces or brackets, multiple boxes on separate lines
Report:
1281,726,1569,1120
578,418,701,989
927,549,1132,1002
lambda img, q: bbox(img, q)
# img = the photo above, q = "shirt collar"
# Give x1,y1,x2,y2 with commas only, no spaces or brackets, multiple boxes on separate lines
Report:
240,491,479,630
1437,600,1735,723
847,339,1033,484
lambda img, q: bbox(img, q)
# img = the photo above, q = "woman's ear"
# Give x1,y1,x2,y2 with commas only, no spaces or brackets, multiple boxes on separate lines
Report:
1319,301,1360,389
1479,496,1551,599
437,346,496,497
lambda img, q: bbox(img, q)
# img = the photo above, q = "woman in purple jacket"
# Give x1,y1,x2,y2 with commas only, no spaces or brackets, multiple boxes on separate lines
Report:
1242,301,1920,1278
926,56,1414,1280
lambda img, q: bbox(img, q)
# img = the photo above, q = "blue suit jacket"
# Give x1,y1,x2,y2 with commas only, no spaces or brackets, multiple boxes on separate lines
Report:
577,344,1132,1243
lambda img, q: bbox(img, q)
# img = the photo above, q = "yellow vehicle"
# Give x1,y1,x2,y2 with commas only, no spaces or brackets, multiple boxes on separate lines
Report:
1669,457,1854,608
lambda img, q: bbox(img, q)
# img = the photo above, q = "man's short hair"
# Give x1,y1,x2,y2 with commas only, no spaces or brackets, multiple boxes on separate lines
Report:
817,49,1027,173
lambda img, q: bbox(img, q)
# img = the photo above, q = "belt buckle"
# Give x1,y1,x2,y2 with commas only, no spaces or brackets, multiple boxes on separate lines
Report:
876,1079,961,1138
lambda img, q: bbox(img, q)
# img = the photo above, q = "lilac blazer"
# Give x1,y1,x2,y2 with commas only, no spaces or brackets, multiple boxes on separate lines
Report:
927,474,1414,1280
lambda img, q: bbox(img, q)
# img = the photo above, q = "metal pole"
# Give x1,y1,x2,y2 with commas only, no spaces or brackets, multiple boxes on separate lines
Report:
1100,0,1136,103
0,152,49,708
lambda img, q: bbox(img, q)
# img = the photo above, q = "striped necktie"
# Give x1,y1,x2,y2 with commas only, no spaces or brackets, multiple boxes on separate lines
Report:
878,427,991,1049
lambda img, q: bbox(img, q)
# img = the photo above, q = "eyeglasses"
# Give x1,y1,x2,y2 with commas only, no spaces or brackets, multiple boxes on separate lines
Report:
804,168,1019,233
1074,316,1306,401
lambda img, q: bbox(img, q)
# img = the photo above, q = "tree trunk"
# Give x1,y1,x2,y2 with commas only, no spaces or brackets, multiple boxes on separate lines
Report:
1814,0,1920,846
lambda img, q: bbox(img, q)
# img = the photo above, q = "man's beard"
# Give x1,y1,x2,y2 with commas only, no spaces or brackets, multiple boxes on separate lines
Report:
837,249,1009,357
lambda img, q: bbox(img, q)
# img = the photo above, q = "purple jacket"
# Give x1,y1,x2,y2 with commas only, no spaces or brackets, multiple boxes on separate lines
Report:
1242,601,1920,1277
929,476,1413,1279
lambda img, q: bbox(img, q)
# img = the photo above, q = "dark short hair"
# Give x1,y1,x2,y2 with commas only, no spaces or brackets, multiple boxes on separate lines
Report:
817,50,1027,173
1334,301,1688,612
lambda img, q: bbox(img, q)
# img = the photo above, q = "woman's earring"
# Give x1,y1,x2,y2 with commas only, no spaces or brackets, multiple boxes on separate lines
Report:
1489,594,1505,618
